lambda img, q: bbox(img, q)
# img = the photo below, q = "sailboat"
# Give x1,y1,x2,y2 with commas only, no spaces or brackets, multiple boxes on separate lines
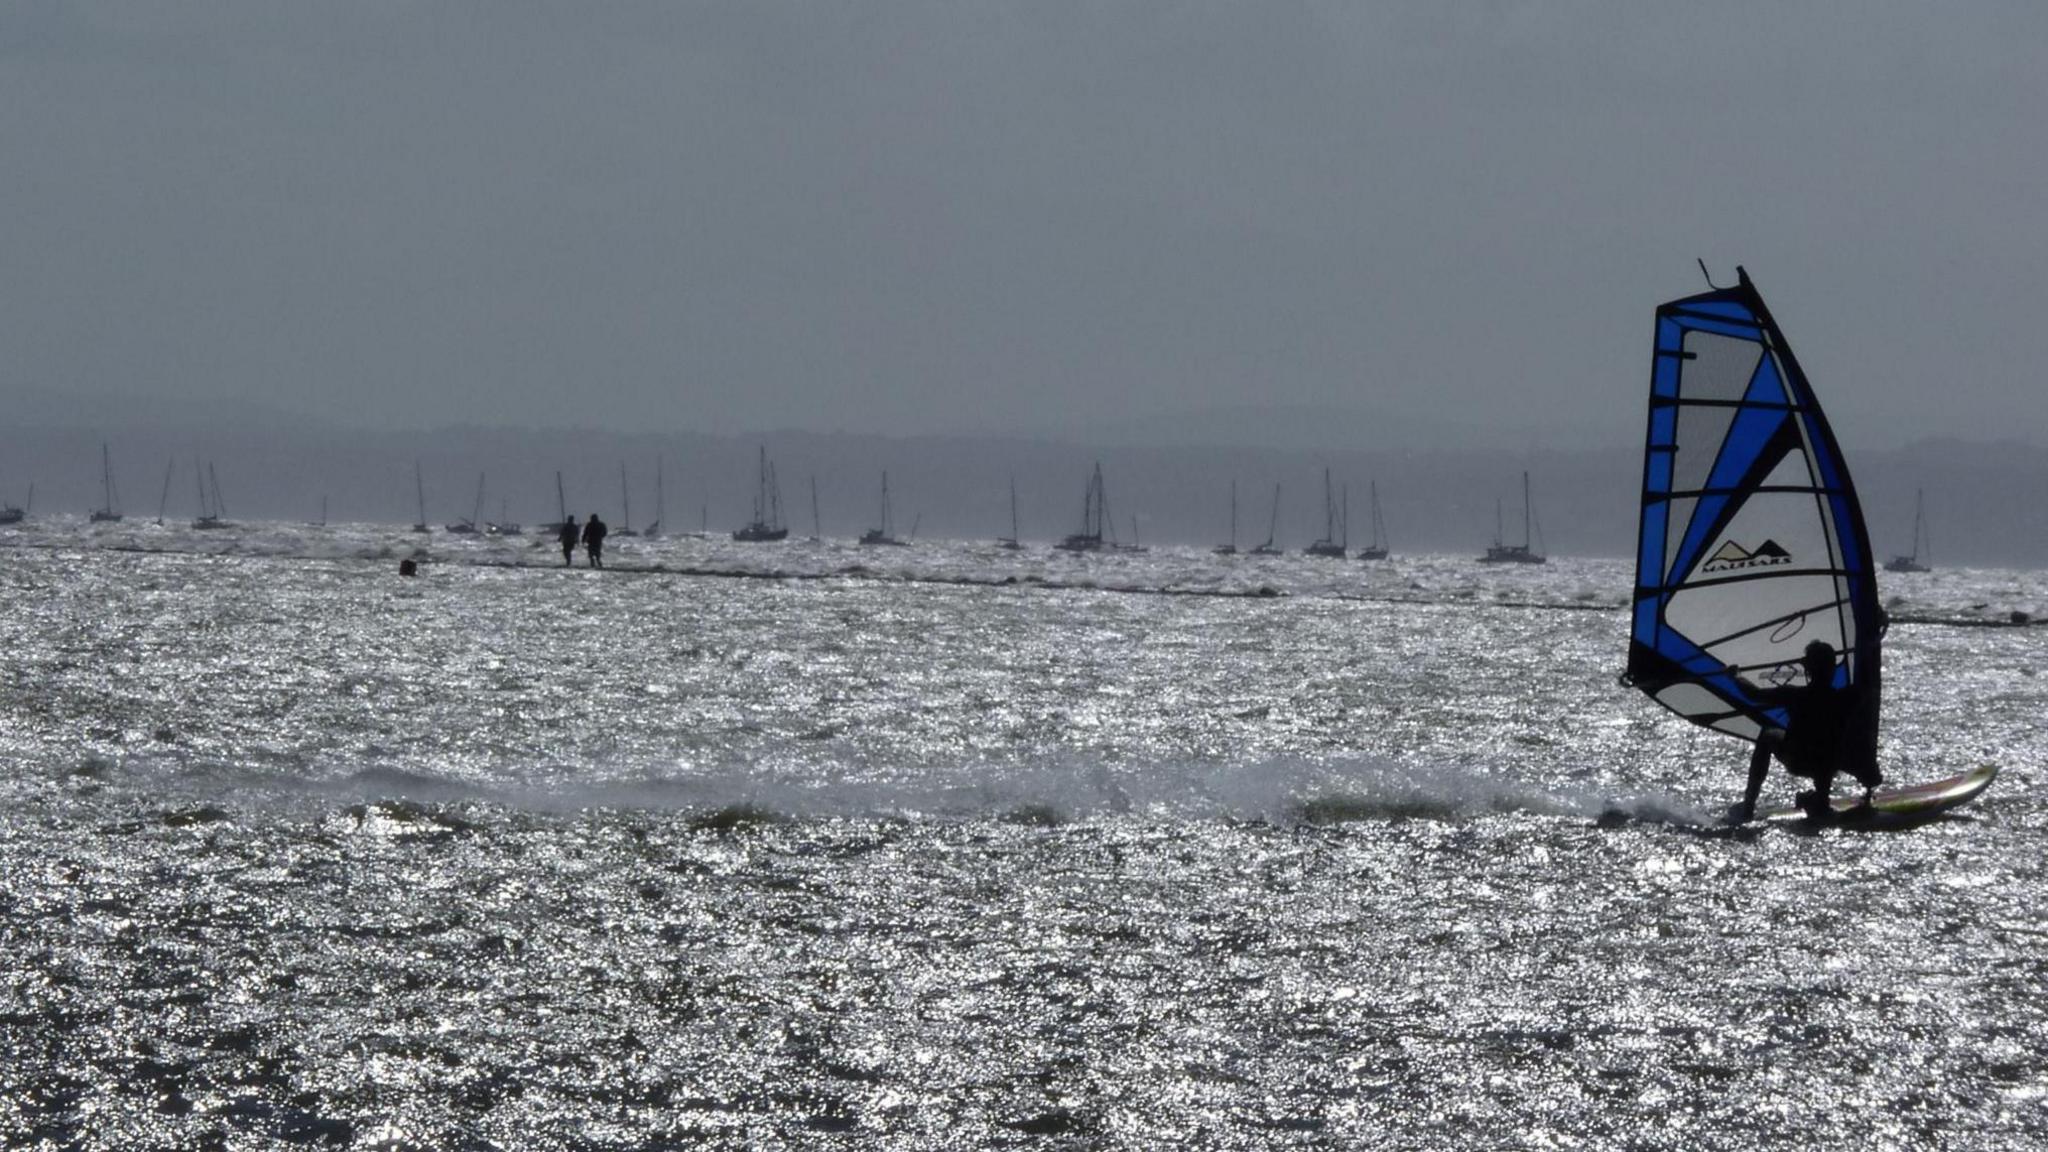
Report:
446,474,483,534
0,483,25,525
1213,480,1238,555
156,459,174,526
644,456,664,538
192,463,233,530
1624,266,1888,800
1117,514,1148,554
860,472,908,546
488,495,523,536
310,496,328,528
411,463,431,533
614,464,639,538
1885,489,1931,573
1249,484,1282,556
1054,463,1111,552
1479,471,1545,564
732,447,788,541
90,444,122,523
1355,480,1391,561
1305,469,1347,558
997,477,1022,550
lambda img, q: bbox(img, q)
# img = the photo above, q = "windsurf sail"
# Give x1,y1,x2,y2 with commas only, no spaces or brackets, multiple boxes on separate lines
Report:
1626,267,1883,752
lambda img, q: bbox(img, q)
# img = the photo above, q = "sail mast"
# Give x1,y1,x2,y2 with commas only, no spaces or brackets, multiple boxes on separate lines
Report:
1521,471,1531,550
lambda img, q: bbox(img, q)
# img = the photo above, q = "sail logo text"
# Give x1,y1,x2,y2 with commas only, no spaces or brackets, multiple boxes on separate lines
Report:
1702,539,1792,573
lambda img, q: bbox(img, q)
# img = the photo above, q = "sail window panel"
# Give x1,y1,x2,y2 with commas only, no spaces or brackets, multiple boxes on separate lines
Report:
1655,681,1736,722
1679,330,1764,403
1711,714,1764,741
1671,402,1738,496
1662,496,1698,580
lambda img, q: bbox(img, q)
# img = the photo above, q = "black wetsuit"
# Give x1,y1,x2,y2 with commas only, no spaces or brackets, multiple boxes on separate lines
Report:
1743,671,1882,819
582,516,607,569
558,519,578,566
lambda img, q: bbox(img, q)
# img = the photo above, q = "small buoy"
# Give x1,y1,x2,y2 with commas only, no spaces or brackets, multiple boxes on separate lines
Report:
398,559,418,577
2013,610,2031,625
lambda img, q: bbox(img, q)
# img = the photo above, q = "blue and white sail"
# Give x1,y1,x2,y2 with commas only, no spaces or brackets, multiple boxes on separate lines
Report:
1627,268,1883,746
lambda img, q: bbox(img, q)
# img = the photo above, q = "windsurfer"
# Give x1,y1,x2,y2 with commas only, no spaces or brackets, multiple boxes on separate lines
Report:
1734,639,1882,822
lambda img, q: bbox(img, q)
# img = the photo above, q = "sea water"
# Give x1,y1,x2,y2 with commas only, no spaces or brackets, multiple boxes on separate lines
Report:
2,521,2043,1149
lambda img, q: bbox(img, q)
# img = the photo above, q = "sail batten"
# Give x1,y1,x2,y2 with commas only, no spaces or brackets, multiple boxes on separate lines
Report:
1627,269,1883,746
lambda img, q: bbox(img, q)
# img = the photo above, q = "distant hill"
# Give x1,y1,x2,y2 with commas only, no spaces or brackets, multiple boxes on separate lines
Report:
1035,402,1625,455
2,395,2044,567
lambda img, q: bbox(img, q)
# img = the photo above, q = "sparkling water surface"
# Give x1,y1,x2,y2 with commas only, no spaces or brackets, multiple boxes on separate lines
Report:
3,521,2044,1149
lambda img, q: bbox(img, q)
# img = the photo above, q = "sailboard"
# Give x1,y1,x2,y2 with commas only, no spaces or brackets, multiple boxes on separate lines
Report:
1758,764,1997,829
1624,267,1887,778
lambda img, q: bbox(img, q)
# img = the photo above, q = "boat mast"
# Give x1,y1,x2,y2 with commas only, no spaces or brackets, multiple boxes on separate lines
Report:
620,463,630,530
555,471,567,524
1010,477,1020,540
1914,488,1928,562
811,475,822,540
157,458,173,524
414,462,428,530
472,473,486,526
654,456,664,534
210,463,225,519
1521,471,1532,551
100,444,115,515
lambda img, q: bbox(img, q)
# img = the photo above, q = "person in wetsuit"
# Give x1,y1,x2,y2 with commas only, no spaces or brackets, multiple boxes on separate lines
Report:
1735,639,1883,822
558,515,579,567
582,512,607,569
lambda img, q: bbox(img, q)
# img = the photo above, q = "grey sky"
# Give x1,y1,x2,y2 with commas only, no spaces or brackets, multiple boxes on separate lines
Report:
4,3,2044,449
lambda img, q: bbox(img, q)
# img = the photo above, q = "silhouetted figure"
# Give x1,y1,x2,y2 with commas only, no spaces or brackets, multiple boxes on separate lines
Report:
558,516,579,567
582,513,607,569
1735,639,1883,822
